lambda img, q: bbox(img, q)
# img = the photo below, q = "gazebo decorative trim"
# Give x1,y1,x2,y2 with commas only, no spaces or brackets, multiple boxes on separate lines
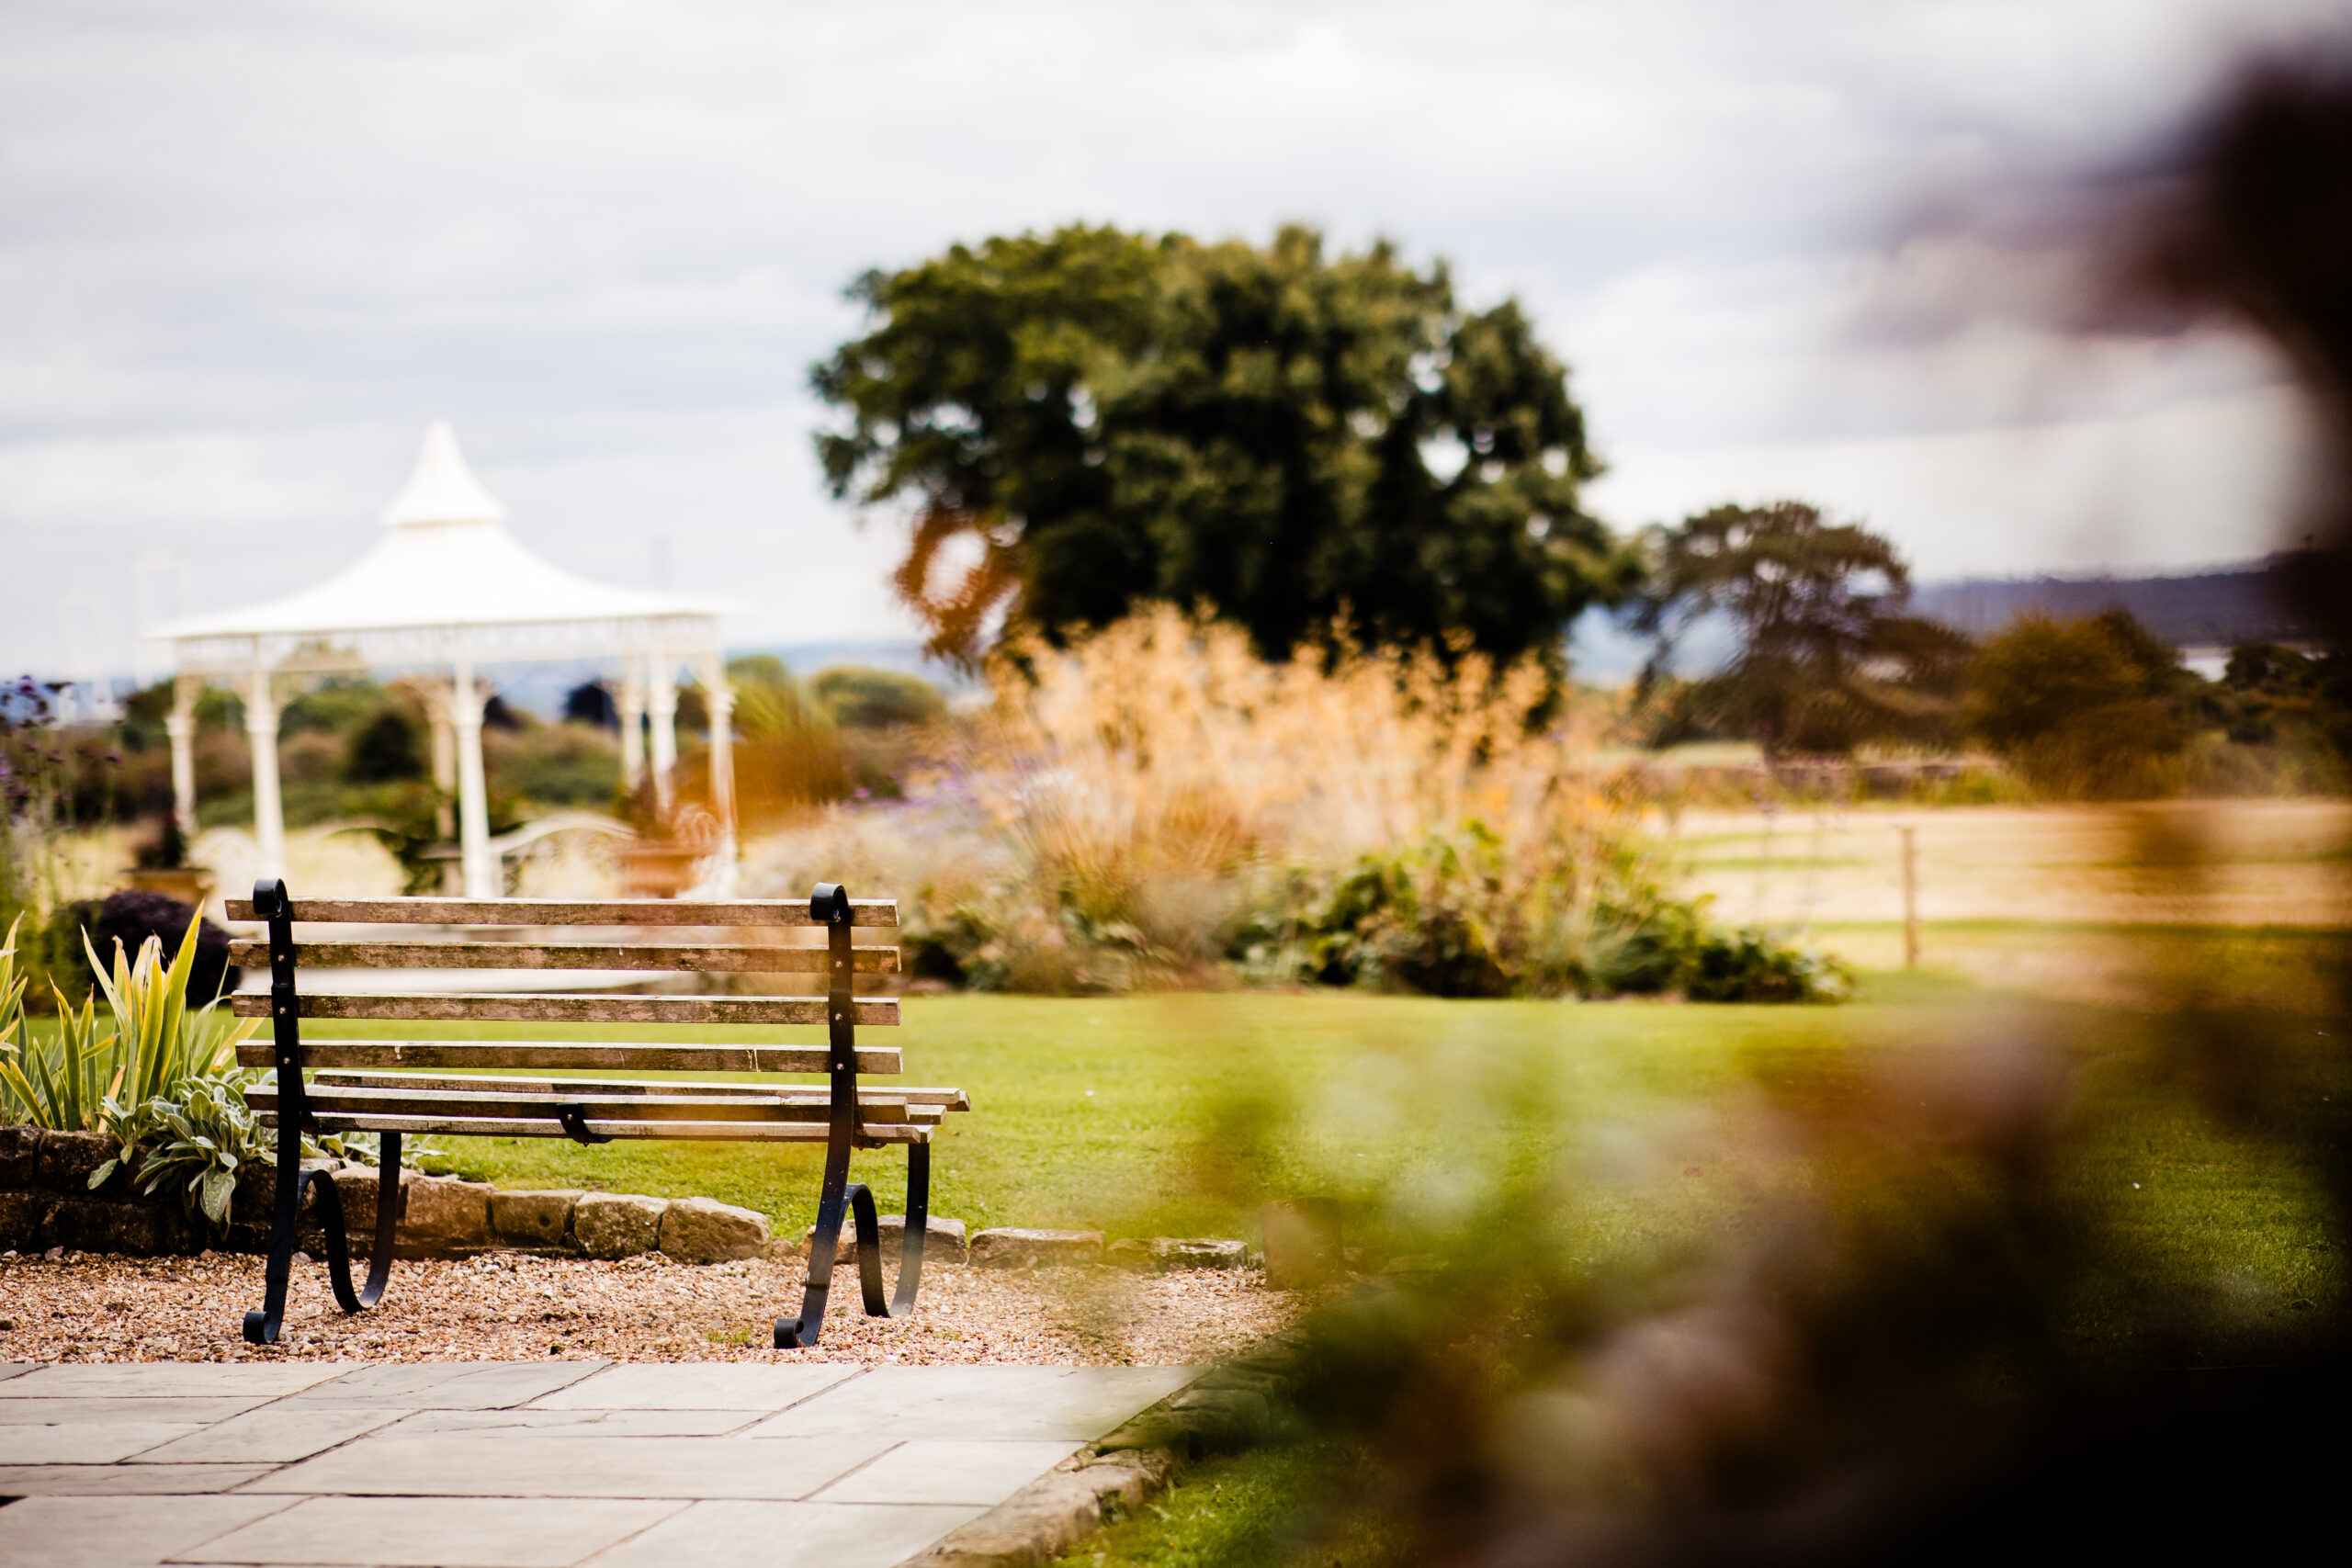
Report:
153,423,741,898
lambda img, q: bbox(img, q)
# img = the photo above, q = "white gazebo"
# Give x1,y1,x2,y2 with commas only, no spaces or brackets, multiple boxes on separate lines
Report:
153,422,739,898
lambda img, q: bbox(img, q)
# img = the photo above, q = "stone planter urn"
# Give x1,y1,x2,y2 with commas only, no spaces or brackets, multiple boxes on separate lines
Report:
618,842,701,898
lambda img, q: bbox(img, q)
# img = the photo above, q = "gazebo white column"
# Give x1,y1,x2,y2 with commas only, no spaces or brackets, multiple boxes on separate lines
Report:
647,653,678,810
697,653,736,842
450,657,495,899
618,671,646,794
695,652,739,897
165,675,200,833
244,661,286,880
424,682,458,840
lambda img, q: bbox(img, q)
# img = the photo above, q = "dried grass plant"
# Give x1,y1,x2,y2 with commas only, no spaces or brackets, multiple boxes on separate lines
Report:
748,608,1686,995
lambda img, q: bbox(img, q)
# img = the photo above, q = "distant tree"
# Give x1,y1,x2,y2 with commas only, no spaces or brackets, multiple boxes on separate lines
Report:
563,681,617,730
2214,641,2352,752
813,223,1635,671
1634,502,1971,760
1964,610,2199,796
810,667,947,729
345,709,424,783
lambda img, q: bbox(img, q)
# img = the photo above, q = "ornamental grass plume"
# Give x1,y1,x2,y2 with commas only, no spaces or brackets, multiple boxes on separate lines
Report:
745,607,1819,998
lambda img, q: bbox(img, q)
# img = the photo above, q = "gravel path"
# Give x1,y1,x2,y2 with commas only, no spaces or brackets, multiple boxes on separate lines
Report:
0,1250,1299,1367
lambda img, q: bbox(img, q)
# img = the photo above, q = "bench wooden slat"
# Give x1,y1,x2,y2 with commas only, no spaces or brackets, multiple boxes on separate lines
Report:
232,1041,902,1075
224,941,899,975
228,994,899,1027
272,1112,933,1144
307,1070,968,1111
250,1086,908,1124
224,897,898,928
275,1086,944,1125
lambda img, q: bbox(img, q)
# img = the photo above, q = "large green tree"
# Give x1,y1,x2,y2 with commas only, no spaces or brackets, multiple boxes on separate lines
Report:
1635,502,1971,760
813,224,1633,668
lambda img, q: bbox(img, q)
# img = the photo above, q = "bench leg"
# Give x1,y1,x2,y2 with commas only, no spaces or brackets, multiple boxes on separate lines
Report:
776,881,933,1346
241,1132,403,1346
242,1055,308,1346
775,1113,857,1348
775,1140,933,1348
846,1140,930,1319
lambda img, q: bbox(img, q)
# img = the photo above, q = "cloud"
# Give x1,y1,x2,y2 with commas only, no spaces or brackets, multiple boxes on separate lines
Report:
0,0,2340,673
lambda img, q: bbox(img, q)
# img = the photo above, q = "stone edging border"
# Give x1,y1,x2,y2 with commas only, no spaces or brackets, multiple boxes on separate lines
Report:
904,1339,1295,1568
3,1127,1258,1278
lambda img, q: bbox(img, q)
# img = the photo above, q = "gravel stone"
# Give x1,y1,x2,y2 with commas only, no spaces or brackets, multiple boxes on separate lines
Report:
969,1229,1104,1269
490,1190,582,1250
658,1196,769,1264
0,1247,1295,1366
571,1192,669,1259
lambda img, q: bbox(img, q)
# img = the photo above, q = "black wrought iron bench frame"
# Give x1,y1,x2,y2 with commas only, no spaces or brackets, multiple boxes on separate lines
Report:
224,878,963,1349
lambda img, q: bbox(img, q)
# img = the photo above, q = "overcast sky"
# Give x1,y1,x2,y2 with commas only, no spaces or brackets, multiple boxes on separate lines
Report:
2,0,2343,678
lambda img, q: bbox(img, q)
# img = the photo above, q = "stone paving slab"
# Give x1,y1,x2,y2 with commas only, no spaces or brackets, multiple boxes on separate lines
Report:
0,1494,295,1568
0,1464,279,1495
0,1366,347,1400
385,1408,756,1438
0,1366,34,1385
746,1364,1196,1440
0,1360,1200,1567
248,1431,899,1500
0,1398,278,1427
130,1405,402,1465
814,1439,1084,1506
173,1495,686,1567
579,1499,991,1568
0,1425,207,1465
277,1362,606,1411
524,1363,858,1411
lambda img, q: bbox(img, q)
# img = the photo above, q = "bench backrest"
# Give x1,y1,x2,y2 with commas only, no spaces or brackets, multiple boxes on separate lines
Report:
221,894,900,1077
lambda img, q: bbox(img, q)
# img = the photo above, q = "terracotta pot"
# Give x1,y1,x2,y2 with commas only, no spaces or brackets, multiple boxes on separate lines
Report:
121,867,214,906
618,842,701,898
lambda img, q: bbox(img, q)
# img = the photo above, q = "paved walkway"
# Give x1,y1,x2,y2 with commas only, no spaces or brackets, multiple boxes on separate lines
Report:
0,1360,1196,1567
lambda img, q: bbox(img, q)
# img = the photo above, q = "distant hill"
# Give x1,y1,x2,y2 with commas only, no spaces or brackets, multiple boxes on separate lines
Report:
1912,558,2324,649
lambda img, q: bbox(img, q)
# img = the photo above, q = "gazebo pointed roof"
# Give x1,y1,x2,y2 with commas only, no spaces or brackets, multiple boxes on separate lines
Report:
383,420,507,527
158,423,731,675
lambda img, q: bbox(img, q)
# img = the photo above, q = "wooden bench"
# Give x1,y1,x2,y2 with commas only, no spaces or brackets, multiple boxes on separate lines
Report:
223,879,966,1349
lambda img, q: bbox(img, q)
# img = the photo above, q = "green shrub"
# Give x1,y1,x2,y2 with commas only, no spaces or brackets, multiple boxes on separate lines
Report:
484,721,620,807
810,666,948,729
1224,827,1849,1003
346,707,425,782
1965,611,2203,798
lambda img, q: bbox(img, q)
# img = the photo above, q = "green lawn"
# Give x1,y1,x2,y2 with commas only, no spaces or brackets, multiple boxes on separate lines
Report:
333,967,2344,1348
370,984,1917,1243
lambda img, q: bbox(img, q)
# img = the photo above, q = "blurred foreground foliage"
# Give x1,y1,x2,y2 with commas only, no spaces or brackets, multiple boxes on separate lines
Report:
1138,49,2352,1566
1128,968,2347,1564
